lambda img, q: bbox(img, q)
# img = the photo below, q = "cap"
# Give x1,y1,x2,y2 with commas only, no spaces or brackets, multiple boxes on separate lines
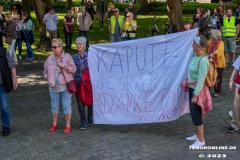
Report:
202,9,208,14
114,8,119,12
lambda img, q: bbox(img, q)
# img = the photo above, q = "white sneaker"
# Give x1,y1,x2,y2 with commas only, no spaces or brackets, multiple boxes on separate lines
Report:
229,111,233,118
190,140,205,147
18,55,22,60
186,135,198,141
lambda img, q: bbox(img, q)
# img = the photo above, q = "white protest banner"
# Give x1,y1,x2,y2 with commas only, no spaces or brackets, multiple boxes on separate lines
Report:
88,29,197,124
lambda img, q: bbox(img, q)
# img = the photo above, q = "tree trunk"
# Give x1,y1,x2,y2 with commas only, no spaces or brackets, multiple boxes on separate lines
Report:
22,0,31,17
166,0,183,30
66,0,73,10
32,0,52,51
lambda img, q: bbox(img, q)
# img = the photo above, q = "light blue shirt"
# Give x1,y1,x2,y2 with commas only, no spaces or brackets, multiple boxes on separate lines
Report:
22,19,33,31
43,13,59,31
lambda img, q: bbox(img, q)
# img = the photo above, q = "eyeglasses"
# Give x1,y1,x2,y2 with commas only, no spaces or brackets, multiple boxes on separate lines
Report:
51,46,59,49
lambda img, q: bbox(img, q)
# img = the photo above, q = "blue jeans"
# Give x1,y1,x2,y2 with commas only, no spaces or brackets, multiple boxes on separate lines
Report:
110,34,122,43
79,30,89,49
14,38,22,56
0,86,10,128
64,32,73,49
25,41,34,59
49,89,72,114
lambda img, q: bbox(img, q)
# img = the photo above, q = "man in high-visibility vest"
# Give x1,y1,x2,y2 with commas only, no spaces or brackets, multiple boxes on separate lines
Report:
108,8,125,43
221,8,239,66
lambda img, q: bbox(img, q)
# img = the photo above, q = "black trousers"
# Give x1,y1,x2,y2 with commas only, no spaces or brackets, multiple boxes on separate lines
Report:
0,32,3,47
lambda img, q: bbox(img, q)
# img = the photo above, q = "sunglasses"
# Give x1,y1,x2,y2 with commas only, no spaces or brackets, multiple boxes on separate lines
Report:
127,16,130,17
51,46,59,49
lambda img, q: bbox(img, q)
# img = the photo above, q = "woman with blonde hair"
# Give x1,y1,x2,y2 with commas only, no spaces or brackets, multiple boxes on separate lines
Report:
4,13,17,63
44,38,76,134
208,29,226,97
184,36,211,147
122,12,137,41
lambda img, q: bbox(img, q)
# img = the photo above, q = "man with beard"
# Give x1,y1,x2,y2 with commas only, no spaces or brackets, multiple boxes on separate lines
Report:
221,8,239,66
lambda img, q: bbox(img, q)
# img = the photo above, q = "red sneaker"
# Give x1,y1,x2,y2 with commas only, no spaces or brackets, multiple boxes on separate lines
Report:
64,126,71,134
49,125,57,132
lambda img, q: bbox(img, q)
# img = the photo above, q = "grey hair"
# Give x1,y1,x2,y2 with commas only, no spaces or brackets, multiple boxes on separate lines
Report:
76,37,87,46
210,29,222,40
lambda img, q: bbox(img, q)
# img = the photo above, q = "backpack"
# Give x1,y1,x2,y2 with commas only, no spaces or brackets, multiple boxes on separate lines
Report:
199,57,218,88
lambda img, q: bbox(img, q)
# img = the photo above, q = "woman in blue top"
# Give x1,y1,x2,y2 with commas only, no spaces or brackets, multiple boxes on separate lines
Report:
72,37,93,130
22,12,34,61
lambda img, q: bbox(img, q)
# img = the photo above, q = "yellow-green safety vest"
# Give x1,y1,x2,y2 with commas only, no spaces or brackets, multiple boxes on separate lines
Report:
123,20,137,38
110,15,124,35
222,16,237,37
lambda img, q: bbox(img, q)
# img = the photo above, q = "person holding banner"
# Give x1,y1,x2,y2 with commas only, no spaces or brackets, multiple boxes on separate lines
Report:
43,38,76,134
185,36,210,147
72,37,93,130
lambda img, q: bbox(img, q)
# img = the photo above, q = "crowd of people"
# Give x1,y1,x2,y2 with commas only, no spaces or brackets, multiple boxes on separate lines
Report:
0,0,240,150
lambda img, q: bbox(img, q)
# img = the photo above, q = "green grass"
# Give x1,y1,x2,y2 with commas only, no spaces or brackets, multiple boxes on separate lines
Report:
9,13,193,59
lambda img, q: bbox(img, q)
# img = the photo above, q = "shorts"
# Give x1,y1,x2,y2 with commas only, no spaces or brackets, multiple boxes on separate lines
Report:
49,89,72,114
223,37,236,53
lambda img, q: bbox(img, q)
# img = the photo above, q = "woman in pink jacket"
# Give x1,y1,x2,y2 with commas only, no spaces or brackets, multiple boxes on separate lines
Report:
43,38,76,134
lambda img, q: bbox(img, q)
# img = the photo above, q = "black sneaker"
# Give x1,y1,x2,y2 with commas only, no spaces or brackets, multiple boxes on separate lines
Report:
227,127,238,133
80,123,87,130
88,120,94,126
2,127,10,137
226,62,230,67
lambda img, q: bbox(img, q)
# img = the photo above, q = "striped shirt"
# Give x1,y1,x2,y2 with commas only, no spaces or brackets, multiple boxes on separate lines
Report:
188,55,209,95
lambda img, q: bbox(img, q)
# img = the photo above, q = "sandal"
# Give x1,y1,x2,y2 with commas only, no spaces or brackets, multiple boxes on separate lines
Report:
49,125,57,132
64,126,71,134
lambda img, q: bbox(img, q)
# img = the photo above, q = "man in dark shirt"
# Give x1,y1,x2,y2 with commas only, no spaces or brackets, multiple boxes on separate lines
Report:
124,3,137,20
0,47,18,137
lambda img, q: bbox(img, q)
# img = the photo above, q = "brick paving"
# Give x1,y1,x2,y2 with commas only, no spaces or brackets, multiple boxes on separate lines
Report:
0,51,240,160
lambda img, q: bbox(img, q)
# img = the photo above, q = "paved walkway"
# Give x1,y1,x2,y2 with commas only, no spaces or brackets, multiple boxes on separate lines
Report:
0,53,240,160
